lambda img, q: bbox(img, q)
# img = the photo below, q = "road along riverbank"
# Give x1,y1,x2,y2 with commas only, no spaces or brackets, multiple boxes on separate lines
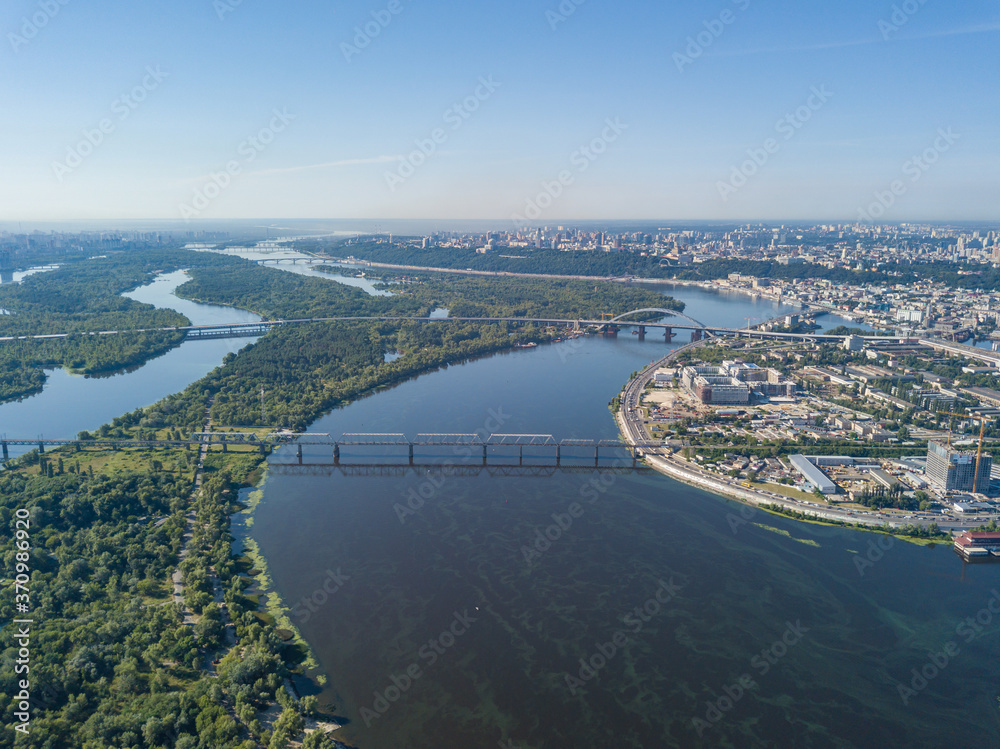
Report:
613,350,966,538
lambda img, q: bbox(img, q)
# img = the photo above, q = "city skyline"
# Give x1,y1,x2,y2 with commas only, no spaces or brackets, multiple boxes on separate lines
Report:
3,0,999,222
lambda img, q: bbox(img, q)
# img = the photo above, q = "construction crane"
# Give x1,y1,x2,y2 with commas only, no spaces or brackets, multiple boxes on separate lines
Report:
963,414,991,495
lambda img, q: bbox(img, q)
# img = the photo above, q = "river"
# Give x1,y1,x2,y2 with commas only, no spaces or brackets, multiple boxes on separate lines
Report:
245,285,1000,747
5,259,996,746
0,270,261,458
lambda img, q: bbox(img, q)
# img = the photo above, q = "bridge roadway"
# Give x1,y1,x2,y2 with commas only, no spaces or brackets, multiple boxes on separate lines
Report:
0,314,910,344
0,432,661,468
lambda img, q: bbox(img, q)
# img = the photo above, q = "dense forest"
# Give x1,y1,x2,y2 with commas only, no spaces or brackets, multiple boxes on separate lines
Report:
309,241,676,278
177,262,682,321
0,444,340,748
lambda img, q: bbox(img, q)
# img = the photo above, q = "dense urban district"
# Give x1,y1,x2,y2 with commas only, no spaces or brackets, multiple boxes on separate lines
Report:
3,220,1000,747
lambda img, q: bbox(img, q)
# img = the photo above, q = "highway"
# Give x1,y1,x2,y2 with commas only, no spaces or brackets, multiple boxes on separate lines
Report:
0,313,912,344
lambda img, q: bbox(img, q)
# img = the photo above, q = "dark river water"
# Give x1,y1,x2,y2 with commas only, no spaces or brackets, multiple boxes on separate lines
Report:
246,288,1000,748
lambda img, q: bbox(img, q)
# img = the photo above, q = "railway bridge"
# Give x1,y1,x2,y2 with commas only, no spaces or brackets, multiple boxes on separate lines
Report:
0,432,663,468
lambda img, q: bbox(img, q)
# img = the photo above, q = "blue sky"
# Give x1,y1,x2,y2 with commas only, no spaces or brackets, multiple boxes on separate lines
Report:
2,0,998,222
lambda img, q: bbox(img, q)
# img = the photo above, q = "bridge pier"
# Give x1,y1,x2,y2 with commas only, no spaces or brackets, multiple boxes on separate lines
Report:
1,442,7,462
296,444,303,464
664,327,674,341
556,444,561,464
408,443,414,466
38,442,44,454
482,444,488,466
333,444,340,464
637,325,646,339
691,330,703,342
595,445,599,467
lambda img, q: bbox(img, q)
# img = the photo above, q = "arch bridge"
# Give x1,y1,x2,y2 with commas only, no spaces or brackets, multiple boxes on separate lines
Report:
601,307,714,342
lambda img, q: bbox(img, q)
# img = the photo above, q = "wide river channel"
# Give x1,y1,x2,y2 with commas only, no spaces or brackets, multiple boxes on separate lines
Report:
3,260,996,746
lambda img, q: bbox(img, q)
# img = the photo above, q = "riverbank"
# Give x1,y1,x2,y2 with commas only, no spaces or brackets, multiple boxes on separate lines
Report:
234,465,327,685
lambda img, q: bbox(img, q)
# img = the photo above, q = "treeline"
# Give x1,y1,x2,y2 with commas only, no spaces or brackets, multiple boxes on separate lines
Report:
316,242,676,279
177,261,682,322
762,504,946,540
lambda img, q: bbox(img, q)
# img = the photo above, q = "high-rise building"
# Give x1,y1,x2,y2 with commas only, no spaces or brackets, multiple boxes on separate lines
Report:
926,441,992,493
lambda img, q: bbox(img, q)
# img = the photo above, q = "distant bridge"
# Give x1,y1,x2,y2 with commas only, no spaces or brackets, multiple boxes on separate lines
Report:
255,257,327,266
0,308,905,344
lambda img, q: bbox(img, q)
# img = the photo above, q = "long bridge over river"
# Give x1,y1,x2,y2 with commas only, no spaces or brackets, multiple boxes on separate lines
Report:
0,432,663,468
0,308,910,344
